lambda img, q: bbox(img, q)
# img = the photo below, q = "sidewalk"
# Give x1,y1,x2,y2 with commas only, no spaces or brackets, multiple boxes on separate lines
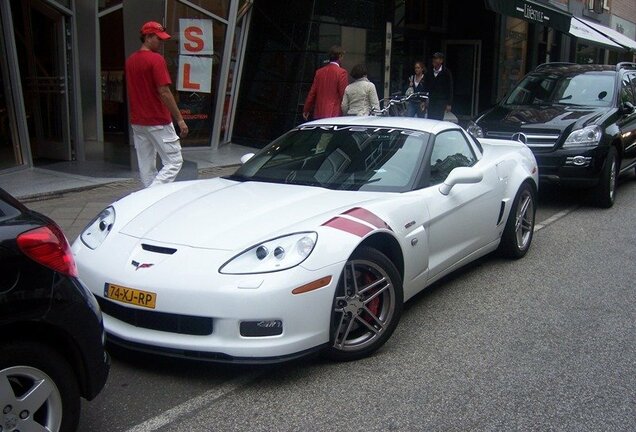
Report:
0,143,253,201
0,144,253,242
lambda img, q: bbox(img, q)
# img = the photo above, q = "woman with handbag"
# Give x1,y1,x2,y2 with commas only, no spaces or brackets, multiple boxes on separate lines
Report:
406,60,426,118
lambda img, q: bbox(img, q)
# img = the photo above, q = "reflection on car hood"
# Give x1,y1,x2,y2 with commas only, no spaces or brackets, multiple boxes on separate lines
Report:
478,104,611,132
119,179,381,250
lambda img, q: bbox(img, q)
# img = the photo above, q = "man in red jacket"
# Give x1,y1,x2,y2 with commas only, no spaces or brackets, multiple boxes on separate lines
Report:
303,46,348,120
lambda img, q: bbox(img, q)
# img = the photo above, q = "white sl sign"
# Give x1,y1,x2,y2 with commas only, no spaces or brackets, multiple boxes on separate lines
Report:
179,19,213,55
177,19,213,93
177,55,213,93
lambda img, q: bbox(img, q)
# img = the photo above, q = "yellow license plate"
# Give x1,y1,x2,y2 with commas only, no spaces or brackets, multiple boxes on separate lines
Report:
104,283,156,309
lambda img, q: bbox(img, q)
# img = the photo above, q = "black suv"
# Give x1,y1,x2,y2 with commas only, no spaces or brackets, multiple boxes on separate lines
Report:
469,62,636,207
0,188,109,432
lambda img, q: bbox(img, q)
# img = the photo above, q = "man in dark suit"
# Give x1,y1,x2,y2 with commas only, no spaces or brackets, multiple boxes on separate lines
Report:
303,46,348,120
424,52,453,121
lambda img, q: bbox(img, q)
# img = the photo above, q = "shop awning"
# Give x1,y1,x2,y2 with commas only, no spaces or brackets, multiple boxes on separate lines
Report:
569,17,624,50
484,0,572,33
577,18,636,51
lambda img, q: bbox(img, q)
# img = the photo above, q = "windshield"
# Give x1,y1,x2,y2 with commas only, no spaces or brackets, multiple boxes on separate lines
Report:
504,71,615,107
230,126,430,192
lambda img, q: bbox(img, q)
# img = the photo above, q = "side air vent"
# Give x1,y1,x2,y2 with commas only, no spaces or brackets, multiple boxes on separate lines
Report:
141,244,177,255
497,201,506,226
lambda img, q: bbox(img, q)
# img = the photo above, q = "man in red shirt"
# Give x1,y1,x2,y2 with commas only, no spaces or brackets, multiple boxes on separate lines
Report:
303,46,348,120
126,21,189,188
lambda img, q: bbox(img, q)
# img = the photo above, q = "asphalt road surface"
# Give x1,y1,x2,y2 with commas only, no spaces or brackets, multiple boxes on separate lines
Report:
41,174,636,431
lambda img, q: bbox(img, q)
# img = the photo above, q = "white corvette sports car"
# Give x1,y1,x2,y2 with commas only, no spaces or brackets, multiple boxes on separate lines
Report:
73,117,538,363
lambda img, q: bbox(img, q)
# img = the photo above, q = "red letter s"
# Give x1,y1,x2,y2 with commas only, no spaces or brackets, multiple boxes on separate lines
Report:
184,26,204,52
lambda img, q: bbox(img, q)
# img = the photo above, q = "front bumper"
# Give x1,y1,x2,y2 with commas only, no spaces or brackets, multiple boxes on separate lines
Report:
534,146,608,188
74,239,344,362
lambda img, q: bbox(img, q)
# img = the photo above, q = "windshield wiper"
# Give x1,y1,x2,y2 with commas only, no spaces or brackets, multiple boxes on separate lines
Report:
224,173,251,182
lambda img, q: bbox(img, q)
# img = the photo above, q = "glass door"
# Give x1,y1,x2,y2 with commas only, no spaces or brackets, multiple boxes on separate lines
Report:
443,40,481,120
0,16,22,169
11,0,71,161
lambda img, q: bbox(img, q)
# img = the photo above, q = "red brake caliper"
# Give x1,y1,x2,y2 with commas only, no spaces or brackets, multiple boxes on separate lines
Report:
362,271,381,324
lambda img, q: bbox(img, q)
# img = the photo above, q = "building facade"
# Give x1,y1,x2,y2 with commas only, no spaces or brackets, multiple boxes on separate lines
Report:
0,0,635,174
0,0,252,173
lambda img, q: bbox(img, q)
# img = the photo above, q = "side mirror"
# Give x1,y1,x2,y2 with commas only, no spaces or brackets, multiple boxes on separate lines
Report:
620,101,635,114
240,153,255,164
439,167,483,195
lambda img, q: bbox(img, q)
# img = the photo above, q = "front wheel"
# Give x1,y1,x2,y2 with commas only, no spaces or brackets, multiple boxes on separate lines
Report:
590,147,618,208
0,341,80,432
324,247,403,361
498,182,536,259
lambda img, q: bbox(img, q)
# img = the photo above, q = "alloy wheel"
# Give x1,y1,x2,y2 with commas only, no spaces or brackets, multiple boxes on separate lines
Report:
514,188,535,250
0,366,63,432
332,259,397,352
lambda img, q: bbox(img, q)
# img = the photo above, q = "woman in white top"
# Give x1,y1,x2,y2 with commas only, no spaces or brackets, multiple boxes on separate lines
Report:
341,64,380,116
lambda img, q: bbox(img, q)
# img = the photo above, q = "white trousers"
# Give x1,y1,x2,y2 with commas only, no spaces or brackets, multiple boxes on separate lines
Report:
132,123,183,188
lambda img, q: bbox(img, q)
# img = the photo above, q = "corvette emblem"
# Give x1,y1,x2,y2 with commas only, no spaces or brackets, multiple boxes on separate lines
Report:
131,260,154,270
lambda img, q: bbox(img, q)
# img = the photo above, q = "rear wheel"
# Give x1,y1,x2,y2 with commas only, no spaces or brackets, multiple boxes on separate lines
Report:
324,247,403,361
499,182,536,259
0,341,80,432
590,147,618,208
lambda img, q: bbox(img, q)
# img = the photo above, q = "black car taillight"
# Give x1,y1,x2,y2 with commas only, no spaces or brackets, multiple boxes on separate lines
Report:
17,223,78,277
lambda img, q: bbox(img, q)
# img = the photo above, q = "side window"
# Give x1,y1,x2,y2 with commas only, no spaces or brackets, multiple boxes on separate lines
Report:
429,130,478,185
620,73,635,105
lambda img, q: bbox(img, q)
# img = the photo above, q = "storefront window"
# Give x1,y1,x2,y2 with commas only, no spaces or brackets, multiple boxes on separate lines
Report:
0,57,20,169
52,0,71,9
170,0,230,20
498,17,528,101
166,0,228,146
576,43,601,64
98,0,122,12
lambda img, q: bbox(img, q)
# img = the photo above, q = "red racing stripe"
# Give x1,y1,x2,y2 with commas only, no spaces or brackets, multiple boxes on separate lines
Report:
322,216,374,237
343,207,392,231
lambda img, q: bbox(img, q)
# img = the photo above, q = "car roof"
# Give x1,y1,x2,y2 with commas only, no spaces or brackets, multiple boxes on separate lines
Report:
301,116,460,135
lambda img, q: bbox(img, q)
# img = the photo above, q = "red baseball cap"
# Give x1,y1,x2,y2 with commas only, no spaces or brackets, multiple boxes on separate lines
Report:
140,21,170,40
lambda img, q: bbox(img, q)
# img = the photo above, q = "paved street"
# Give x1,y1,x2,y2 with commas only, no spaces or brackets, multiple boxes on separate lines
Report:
25,171,636,431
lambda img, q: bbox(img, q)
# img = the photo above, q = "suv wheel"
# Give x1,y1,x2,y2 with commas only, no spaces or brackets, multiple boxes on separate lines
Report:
590,147,618,208
0,341,80,432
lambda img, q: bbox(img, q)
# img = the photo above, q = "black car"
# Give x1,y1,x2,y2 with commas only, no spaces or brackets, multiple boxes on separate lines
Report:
0,188,109,432
469,62,636,207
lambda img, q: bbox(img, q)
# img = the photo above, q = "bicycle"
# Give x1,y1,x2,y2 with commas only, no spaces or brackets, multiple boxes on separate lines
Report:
371,92,428,116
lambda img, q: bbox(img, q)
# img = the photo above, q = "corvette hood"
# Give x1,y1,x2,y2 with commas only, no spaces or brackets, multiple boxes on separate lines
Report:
119,179,380,250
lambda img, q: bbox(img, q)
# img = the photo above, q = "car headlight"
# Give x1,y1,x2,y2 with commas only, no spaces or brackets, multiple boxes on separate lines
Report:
563,125,602,148
220,232,317,274
467,121,484,138
80,206,115,250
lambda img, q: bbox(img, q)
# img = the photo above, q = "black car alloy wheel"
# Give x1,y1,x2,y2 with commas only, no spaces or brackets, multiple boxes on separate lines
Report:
0,342,80,432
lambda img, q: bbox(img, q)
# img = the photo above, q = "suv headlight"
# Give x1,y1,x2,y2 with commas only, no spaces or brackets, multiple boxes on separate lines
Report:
467,121,484,138
563,125,602,148
80,206,115,250
220,232,317,274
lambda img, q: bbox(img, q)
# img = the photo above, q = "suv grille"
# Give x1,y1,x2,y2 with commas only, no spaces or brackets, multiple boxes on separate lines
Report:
486,131,560,149
96,297,213,336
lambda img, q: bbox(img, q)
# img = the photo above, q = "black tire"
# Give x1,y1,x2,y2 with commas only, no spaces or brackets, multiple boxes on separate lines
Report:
324,247,403,361
0,341,80,432
590,147,618,208
498,182,536,259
